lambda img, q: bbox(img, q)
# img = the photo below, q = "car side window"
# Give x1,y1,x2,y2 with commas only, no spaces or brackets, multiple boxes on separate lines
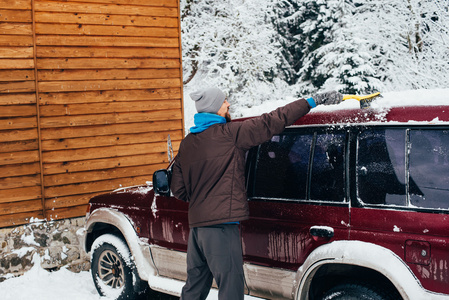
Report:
253,133,313,200
310,132,346,202
252,130,346,202
357,129,407,206
409,130,449,210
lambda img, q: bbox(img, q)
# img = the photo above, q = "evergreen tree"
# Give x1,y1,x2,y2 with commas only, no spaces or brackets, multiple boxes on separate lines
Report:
349,0,449,91
272,0,381,95
180,0,449,118
271,0,302,84
304,0,383,94
272,0,337,87
180,0,280,108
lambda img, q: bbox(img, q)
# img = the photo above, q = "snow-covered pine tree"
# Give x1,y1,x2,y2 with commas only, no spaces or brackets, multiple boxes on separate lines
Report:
305,0,383,94
272,0,337,88
347,0,449,91
403,0,449,89
271,0,302,85
180,0,282,110
272,0,380,95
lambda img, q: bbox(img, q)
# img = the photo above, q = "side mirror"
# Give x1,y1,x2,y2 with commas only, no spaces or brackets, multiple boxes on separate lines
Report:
153,169,171,197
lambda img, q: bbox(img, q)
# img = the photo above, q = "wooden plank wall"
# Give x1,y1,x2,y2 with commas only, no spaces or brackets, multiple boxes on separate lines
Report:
0,0,184,228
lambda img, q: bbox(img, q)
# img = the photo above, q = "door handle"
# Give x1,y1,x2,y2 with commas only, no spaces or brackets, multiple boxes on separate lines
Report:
310,226,334,240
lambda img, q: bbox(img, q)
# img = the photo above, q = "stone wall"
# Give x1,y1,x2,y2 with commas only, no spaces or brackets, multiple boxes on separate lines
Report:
0,217,90,281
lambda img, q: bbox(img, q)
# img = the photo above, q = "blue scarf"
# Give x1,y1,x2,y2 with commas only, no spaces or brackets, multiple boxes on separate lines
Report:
190,113,226,133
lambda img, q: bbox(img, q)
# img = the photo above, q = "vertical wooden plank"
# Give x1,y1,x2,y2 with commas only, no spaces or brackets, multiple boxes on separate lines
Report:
176,0,185,137
32,0,47,219
0,0,44,227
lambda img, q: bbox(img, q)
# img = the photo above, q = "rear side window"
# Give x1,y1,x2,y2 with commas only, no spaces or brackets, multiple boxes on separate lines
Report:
252,130,346,202
409,130,449,210
357,128,449,210
357,129,406,206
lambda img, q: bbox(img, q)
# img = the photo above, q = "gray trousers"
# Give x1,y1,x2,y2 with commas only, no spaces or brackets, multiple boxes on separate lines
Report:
180,224,244,300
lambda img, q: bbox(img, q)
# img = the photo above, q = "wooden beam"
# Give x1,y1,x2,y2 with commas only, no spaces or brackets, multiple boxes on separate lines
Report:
44,165,157,187
40,120,182,140
0,199,42,215
34,2,179,17
42,140,181,163
44,175,155,198
39,0,179,7
0,128,38,142
0,104,36,117
0,210,44,228
0,186,42,204
0,58,34,69
35,23,179,38
45,193,102,210
40,100,181,117
0,116,37,130
0,150,40,165
43,152,170,175
38,68,180,81
39,88,181,105
36,46,180,59
0,9,33,23
41,129,182,151
0,162,40,178
38,78,181,93
0,23,32,35
36,35,178,47
39,109,182,128
36,58,180,70
45,205,87,222
0,139,39,152
0,0,32,10
35,12,178,27
0,174,41,190
0,35,33,46
0,81,35,93
0,47,34,58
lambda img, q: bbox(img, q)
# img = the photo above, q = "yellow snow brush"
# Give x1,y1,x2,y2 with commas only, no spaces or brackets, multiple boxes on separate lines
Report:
343,92,381,109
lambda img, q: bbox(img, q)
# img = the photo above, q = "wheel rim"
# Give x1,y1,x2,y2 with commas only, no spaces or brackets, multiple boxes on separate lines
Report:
97,249,125,289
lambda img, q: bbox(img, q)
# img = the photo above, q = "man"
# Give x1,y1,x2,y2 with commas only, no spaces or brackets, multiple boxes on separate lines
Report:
171,87,342,300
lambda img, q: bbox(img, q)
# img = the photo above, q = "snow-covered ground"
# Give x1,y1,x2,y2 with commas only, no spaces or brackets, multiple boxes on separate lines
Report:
0,252,237,300
0,255,256,300
1,88,448,299
0,254,104,300
0,254,254,300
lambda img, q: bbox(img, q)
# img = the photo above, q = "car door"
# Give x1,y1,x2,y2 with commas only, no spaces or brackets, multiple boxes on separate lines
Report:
241,127,350,299
350,126,449,295
148,165,190,281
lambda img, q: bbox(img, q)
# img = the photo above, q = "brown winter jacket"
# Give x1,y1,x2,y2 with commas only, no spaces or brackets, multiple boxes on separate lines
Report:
171,98,311,227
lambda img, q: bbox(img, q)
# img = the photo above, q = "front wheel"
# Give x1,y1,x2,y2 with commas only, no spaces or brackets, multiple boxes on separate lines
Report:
321,282,398,300
91,234,148,300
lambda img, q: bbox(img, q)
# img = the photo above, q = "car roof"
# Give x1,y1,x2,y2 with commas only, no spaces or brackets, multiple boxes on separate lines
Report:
293,105,449,126
234,105,449,127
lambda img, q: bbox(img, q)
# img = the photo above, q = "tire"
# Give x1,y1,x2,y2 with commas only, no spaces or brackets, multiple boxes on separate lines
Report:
91,234,148,300
321,282,397,300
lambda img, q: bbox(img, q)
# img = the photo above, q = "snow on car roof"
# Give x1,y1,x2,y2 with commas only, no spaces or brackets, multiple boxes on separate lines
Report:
238,88,449,126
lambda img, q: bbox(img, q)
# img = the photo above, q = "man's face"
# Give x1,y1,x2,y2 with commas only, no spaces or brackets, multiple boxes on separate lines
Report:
217,99,231,122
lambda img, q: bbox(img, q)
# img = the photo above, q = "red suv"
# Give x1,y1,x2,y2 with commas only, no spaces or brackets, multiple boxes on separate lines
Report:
80,104,449,300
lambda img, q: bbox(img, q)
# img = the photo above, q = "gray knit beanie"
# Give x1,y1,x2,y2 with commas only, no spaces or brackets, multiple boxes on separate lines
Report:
190,87,226,114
